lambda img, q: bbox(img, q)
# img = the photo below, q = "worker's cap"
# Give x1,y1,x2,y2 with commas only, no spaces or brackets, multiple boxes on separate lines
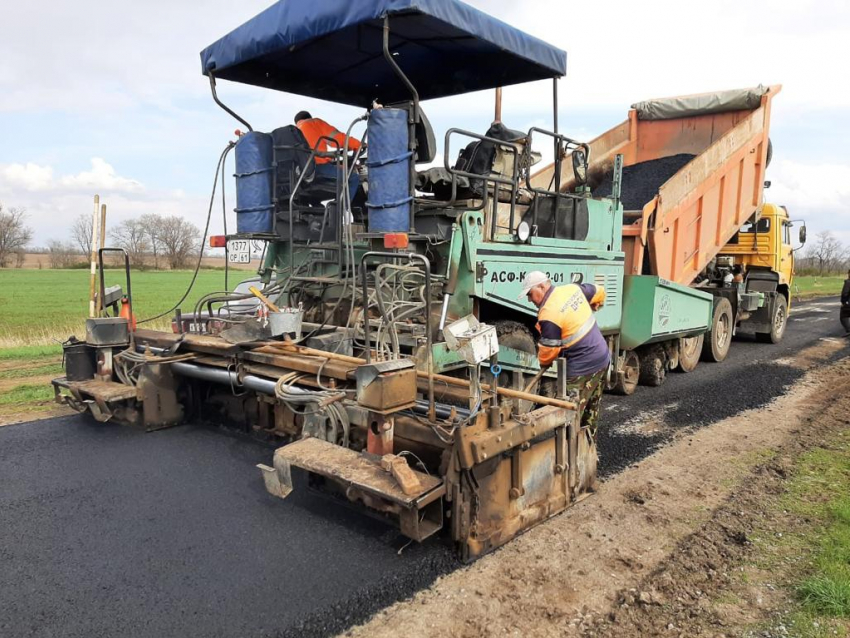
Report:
517,270,550,299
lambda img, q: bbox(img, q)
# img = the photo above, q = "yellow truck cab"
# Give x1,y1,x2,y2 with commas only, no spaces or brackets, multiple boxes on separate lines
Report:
716,203,804,342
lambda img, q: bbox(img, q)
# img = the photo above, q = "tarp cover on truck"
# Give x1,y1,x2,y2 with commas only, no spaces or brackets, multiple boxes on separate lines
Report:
632,85,768,121
199,0,567,107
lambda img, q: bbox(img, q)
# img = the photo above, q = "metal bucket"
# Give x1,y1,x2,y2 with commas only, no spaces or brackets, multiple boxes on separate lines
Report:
65,343,95,381
268,308,303,339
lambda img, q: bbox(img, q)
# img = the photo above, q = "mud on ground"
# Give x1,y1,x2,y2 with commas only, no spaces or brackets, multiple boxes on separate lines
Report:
345,343,850,638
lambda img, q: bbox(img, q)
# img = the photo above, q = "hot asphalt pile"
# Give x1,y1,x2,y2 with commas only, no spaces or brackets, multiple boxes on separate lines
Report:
592,154,696,210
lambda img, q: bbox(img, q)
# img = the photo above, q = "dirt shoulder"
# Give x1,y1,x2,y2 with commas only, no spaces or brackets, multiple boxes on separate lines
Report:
344,343,850,638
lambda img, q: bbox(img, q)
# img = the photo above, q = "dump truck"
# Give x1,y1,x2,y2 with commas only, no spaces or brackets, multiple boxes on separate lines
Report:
533,86,805,392
51,0,794,560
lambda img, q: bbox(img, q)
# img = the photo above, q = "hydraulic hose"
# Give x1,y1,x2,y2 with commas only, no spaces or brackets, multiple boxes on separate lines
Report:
139,141,235,324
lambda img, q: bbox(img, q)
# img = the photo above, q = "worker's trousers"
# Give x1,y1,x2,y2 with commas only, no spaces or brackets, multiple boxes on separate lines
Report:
564,368,606,436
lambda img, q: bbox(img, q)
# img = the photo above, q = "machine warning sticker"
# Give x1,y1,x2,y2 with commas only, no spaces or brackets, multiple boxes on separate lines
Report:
658,293,671,327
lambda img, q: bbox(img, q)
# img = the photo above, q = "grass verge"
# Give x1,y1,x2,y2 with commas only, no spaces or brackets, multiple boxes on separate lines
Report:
794,275,847,299
787,439,850,620
746,432,850,636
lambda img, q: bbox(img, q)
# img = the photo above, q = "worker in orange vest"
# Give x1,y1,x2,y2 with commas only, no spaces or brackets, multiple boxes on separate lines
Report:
520,271,609,436
295,111,362,205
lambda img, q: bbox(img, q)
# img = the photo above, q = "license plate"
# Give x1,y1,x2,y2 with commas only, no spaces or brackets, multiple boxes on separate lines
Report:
227,240,251,264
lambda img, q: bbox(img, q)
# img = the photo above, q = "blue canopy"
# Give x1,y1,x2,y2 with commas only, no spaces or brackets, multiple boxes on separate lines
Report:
200,0,567,107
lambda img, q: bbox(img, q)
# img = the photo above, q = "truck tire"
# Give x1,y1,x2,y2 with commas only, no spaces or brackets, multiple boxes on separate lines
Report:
701,297,734,363
639,345,666,387
611,350,639,396
494,320,536,353
493,321,540,404
676,334,703,372
756,295,788,344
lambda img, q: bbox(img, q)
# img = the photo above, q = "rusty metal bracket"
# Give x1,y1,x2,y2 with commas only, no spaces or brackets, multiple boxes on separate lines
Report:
463,405,571,468
509,449,525,499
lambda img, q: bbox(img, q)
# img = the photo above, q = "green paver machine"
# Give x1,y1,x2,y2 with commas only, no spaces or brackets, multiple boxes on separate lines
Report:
54,0,711,560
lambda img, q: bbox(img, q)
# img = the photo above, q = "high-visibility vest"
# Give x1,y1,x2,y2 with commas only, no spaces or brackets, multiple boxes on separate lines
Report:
535,284,605,367
296,118,361,164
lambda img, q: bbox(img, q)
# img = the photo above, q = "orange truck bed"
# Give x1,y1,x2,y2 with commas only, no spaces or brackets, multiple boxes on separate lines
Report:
534,85,780,286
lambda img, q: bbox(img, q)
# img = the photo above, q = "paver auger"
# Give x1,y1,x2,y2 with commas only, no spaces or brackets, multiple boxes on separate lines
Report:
54,0,718,560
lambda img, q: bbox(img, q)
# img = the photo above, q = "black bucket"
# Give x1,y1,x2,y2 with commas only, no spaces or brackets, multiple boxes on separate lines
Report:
65,343,95,381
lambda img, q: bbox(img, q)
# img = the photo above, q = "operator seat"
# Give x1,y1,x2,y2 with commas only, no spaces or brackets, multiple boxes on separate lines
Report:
417,121,527,201
271,125,339,206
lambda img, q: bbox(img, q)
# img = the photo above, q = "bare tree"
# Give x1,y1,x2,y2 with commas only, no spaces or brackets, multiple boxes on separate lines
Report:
14,249,25,268
158,216,201,269
0,204,33,267
138,213,163,269
806,231,845,276
71,213,93,257
110,219,149,267
47,240,78,269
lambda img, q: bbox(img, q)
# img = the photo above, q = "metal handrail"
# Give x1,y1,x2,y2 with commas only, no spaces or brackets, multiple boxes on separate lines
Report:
97,247,132,323
443,128,521,240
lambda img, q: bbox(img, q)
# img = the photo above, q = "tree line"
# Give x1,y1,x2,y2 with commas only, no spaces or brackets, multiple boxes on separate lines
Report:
0,202,203,270
69,213,202,270
797,230,850,277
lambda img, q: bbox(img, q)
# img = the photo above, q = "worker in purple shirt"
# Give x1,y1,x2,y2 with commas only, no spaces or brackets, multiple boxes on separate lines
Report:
519,271,610,435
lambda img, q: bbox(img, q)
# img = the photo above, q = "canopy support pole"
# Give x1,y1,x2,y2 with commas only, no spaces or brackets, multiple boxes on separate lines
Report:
383,16,419,234
208,72,253,132
553,78,561,194
494,87,502,123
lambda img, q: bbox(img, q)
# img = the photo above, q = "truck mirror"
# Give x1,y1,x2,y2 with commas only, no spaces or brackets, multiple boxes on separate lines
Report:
799,225,807,245
572,149,588,185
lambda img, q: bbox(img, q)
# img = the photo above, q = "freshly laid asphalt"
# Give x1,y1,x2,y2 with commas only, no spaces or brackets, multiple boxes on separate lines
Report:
1,297,847,637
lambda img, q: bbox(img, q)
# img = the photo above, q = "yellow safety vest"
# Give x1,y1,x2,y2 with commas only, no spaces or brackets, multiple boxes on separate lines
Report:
535,284,601,367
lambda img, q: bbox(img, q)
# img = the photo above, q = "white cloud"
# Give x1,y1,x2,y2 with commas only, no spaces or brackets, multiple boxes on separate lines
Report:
1,163,54,191
767,159,850,246
59,158,143,193
769,160,850,212
0,158,142,195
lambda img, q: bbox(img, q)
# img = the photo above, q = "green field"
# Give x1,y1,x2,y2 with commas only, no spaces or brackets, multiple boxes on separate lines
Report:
0,268,236,346
0,269,844,347
794,276,846,298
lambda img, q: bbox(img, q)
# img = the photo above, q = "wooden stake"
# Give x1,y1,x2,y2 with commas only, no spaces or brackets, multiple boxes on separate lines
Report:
96,203,107,315
88,194,100,317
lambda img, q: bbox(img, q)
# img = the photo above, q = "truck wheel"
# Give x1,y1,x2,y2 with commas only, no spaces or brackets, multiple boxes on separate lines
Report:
676,334,703,372
611,350,639,396
493,321,539,404
701,297,734,363
639,345,666,387
756,295,787,344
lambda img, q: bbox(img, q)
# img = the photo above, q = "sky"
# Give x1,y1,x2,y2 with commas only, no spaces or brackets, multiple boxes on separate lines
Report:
1,0,849,251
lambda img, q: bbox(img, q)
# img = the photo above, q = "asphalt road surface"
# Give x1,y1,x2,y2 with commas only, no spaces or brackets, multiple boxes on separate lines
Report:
1,297,847,638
